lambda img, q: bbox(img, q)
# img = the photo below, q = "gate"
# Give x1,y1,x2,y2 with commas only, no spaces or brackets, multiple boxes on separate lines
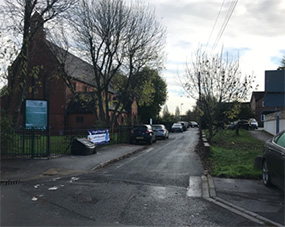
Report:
1,129,50,159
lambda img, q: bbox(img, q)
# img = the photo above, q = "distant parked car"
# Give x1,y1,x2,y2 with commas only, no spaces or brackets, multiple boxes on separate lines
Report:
152,124,169,140
189,121,199,128
262,130,285,191
227,120,249,130
177,121,187,131
227,121,237,130
238,120,249,130
130,124,156,145
249,118,258,129
171,123,183,132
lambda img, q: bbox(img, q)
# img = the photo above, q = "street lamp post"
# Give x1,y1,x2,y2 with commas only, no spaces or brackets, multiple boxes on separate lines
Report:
181,103,183,119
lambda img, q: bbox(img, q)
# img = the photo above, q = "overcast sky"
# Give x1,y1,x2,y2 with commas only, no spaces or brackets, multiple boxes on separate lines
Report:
148,0,285,115
1,0,284,116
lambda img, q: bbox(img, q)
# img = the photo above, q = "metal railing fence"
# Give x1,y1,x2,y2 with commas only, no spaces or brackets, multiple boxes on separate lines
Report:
1,126,132,159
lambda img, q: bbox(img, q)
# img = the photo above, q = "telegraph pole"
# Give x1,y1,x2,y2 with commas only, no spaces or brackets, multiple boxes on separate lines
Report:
198,72,202,138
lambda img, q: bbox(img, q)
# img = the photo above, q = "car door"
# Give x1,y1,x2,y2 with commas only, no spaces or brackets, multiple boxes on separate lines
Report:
273,132,285,189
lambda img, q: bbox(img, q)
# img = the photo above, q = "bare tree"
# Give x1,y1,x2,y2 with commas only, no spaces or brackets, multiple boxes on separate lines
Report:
1,0,77,126
71,0,166,127
181,48,257,140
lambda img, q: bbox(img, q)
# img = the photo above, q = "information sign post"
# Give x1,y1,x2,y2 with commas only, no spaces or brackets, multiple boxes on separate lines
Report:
24,100,49,158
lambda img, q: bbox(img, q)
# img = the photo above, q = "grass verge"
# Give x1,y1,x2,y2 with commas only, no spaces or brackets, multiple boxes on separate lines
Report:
209,129,264,179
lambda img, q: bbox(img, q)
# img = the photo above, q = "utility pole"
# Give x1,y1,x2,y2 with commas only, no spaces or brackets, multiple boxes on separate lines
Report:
198,72,202,138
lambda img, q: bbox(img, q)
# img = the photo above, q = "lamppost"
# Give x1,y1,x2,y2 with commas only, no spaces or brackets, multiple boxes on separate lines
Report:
181,103,183,119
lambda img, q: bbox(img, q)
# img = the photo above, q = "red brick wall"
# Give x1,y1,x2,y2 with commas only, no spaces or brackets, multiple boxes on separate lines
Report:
66,113,96,130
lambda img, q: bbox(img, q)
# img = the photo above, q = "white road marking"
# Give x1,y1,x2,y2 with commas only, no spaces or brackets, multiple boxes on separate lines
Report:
187,176,202,197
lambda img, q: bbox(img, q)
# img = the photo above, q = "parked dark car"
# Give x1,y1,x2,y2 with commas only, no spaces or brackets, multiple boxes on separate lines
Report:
171,123,183,132
227,120,249,130
189,121,199,128
178,121,188,130
262,130,285,191
130,124,156,145
152,124,169,140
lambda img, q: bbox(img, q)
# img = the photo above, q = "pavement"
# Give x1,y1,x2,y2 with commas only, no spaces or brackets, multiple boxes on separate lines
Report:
1,129,284,226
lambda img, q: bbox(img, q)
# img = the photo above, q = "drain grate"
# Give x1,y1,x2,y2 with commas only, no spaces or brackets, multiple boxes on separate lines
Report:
0,180,21,186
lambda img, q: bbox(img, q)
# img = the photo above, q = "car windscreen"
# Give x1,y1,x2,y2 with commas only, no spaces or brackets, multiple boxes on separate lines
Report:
275,132,285,148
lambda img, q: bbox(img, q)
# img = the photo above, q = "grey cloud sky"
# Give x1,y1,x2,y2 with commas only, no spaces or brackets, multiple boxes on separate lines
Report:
148,0,285,114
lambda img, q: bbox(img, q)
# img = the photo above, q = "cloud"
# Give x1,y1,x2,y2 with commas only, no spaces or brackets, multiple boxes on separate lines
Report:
149,0,285,114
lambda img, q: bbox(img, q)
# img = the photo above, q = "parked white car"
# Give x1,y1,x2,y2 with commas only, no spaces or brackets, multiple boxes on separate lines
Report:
249,118,258,129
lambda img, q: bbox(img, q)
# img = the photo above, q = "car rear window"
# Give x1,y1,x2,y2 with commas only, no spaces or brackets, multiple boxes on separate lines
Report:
134,126,148,131
153,126,162,129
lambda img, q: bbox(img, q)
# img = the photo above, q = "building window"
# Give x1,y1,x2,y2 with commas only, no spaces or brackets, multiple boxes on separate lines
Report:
84,86,88,92
76,116,84,123
261,114,265,122
73,83,76,91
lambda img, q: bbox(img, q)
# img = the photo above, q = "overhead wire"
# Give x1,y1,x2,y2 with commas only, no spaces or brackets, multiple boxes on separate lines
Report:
205,0,225,51
211,0,238,52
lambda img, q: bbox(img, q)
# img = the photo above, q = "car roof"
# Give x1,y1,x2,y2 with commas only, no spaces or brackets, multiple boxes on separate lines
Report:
134,124,151,128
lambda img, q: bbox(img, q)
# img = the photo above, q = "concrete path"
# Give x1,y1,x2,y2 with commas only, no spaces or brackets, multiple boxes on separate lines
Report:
1,144,146,181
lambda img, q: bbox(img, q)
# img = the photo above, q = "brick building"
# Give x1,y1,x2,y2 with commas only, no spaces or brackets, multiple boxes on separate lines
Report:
250,91,266,125
1,13,137,132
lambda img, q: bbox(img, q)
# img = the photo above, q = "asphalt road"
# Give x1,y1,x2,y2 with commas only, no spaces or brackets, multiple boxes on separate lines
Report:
1,129,261,226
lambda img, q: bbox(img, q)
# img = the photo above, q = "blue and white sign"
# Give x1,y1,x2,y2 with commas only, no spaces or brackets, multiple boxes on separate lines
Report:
88,129,110,145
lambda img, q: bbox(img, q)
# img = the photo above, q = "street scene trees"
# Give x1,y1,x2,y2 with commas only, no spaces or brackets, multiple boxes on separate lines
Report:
0,0,166,129
0,0,77,127
181,48,257,141
0,1,284,226
70,0,166,127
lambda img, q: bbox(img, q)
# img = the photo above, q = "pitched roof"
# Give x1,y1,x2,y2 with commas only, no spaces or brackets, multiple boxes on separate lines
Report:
46,41,115,93
47,41,96,86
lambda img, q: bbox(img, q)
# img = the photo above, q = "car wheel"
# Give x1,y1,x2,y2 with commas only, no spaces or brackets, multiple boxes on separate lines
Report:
148,138,152,145
262,160,272,186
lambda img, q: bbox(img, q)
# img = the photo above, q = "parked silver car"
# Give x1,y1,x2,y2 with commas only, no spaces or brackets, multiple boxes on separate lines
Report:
262,130,285,191
152,124,169,140
171,123,183,132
